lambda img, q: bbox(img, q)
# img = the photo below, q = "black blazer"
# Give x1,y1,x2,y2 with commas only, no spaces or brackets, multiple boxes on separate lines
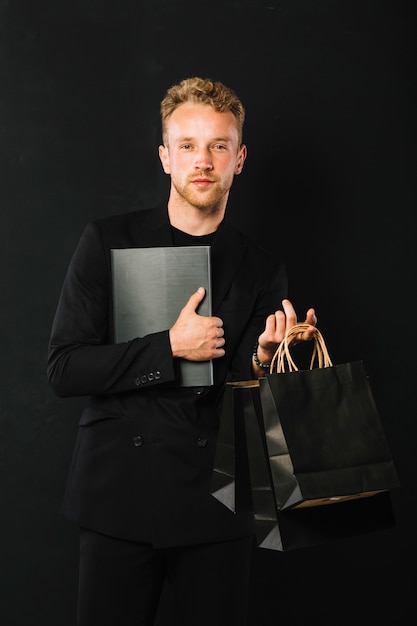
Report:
48,205,287,547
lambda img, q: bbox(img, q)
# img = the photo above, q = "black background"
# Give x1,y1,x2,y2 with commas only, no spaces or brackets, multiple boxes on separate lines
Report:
1,1,415,624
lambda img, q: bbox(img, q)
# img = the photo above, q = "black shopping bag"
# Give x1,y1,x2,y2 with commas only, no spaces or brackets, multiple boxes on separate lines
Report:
211,381,258,515
211,325,399,551
260,324,400,511
241,380,396,551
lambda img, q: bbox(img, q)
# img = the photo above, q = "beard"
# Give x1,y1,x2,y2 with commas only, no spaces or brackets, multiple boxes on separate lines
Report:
171,175,233,211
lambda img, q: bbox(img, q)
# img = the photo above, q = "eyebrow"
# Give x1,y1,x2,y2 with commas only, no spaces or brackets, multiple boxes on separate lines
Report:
175,136,233,143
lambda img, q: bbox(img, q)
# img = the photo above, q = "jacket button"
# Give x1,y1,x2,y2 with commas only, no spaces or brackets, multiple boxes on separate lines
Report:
141,375,148,384
134,377,141,386
197,437,208,448
194,387,205,395
132,436,143,447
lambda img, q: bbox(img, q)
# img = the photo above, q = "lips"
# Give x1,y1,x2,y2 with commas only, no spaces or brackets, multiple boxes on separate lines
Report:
192,178,215,188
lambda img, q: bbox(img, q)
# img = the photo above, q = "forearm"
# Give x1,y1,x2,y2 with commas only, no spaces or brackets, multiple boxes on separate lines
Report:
47,332,176,397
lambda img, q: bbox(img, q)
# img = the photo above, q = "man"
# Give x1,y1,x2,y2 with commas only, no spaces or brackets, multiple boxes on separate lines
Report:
47,77,317,626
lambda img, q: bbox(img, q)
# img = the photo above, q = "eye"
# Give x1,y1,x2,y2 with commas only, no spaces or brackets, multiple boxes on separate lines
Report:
213,144,227,151
180,144,192,150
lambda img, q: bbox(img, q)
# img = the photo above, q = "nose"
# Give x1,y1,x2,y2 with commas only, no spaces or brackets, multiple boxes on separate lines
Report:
194,148,213,171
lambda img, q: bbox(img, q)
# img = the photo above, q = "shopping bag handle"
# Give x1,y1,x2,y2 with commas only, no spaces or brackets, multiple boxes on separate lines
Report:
270,323,333,373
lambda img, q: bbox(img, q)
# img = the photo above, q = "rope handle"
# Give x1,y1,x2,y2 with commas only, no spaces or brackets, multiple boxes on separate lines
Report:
270,323,333,373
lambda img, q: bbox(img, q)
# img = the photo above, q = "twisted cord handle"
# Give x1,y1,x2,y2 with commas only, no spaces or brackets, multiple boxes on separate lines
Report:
270,323,333,374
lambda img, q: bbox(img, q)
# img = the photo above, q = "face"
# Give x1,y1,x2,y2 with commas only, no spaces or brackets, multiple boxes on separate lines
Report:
159,102,247,212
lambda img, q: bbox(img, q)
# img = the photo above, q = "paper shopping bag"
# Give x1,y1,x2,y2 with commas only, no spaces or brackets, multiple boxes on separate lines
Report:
211,374,397,551
240,381,396,550
211,381,258,514
260,324,400,511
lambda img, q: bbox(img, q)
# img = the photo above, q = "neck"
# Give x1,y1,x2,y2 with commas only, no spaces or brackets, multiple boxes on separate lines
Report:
167,197,227,236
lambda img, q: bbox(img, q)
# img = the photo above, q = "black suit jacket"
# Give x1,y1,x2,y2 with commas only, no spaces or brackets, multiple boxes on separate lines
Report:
48,205,287,547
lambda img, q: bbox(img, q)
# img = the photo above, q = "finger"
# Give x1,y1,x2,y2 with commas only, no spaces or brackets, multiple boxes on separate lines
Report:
302,326,317,340
304,307,317,326
258,312,286,348
184,287,206,313
281,299,297,328
263,311,284,336
216,337,225,349
292,325,317,345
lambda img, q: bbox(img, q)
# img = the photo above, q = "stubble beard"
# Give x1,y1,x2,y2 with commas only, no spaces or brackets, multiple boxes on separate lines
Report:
173,177,231,212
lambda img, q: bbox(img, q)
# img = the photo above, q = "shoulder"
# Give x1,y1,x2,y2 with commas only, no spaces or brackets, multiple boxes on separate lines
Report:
92,207,158,233
82,205,168,248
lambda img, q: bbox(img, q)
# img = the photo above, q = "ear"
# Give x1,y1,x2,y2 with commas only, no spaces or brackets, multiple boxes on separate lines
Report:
159,144,171,174
234,144,247,175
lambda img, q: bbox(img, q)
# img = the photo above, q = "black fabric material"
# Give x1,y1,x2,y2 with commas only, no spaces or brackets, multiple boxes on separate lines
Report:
77,529,254,626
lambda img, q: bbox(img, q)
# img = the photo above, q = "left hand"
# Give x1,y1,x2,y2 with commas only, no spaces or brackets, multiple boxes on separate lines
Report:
255,299,317,367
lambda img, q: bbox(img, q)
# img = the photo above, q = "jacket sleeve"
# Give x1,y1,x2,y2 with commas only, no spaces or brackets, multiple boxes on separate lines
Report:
226,257,288,382
47,221,177,397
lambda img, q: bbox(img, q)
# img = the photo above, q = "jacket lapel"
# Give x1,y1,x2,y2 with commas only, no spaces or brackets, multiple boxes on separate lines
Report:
135,205,174,247
211,218,247,313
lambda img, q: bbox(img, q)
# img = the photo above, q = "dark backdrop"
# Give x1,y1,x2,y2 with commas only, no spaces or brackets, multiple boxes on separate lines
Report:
1,1,415,624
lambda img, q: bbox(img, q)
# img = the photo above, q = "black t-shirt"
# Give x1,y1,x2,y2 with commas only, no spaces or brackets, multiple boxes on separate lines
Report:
171,225,215,247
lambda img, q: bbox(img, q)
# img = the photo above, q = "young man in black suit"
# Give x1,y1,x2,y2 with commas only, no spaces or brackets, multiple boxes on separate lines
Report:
48,77,317,626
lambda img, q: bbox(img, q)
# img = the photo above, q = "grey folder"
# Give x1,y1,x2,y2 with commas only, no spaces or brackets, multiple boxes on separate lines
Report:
111,246,213,387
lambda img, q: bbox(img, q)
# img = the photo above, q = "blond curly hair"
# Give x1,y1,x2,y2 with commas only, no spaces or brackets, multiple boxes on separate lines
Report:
160,77,245,146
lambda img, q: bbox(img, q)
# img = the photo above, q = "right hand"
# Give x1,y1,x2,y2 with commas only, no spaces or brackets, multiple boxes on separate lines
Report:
169,287,225,361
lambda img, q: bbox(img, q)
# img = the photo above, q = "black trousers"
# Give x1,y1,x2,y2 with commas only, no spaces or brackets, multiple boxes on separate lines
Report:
77,528,255,626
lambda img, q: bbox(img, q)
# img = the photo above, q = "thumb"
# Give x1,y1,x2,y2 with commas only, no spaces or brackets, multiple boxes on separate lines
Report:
184,286,206,313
